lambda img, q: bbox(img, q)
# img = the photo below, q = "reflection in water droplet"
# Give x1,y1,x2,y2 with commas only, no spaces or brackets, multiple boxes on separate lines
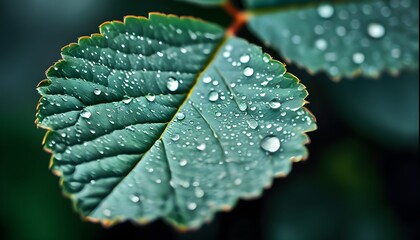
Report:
247,119,259,129
243,67,254,77
269,99,282,109
260,135,281,153
197,143,206,151
94,89,101,96
367,22,386,39
317,4,334,19
80,110,91,119
208,91,219,102
167,77,179,92
240,55,250,63
352,52,365,64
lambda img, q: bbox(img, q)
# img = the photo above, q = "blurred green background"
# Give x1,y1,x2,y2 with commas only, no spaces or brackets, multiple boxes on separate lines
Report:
0,0,418,240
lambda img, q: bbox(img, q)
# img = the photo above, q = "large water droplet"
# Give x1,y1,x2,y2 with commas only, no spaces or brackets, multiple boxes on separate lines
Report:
167,77,179,92
80,110,91,119
240,55,250,63
367,22,386,39
317,4,334,19
260,135,281,153
269,99,282,109
352,52,365,64
208,91,219,102
203,76,212,83
197,143,206,151
243,67,254,77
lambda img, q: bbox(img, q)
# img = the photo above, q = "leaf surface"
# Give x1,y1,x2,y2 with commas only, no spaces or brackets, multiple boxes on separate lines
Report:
247,0,419,79
178,0,226,6
36,13,316,229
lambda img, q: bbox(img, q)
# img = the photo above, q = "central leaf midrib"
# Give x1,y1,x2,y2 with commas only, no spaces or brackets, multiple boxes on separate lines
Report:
88,35,230,217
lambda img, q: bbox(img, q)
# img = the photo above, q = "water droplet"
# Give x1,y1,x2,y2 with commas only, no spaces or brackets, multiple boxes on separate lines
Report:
145,94,155,102
187,202,197,210
208,91,219,102
317,4,334,19
247,119,258,129
176,113,185,120
234,178,242,185
179,159,188,166
80,110,91,119
352,52,365,64
391,48,401,58
260,135,281,153
167,77,179,92
203,76,212,83
243,67,254,77
195,188,204,198
238,102,247,111
269,99,282,109
94,89,101,95
315,39,328,51
367,22,386,39
122,97,133,104
197,143,206,151
240,55,250,63
103,209,112,217
130,195,140,203
171,134,180,141
61,132,67,138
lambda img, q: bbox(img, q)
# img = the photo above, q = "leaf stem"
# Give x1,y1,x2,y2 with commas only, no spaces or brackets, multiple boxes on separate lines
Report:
223,1,248,36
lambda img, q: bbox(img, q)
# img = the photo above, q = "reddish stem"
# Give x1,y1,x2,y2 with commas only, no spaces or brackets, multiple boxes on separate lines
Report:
223,1,248,36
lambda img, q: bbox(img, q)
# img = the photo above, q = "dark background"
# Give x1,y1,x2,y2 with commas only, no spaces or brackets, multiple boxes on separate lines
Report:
0,0,418,240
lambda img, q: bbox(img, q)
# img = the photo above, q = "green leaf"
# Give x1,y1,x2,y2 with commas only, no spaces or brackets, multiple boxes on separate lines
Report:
247,0,419,79
178,0,226,6
36,13,316,229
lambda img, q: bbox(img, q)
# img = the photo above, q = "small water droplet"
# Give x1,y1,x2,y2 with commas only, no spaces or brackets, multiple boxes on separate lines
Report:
187,202,197,210
269,99,282,109
315,39,328,51
208,91,219,102
94,89,101,95
171,134,180,141
247,119,259,129
103,209,112,217
317,4,334,19
238,102,247,112
145,94,155,102
352,52,365,64
80,110,91,119
243,67,254,77
130,195,140,203
367,22,386,39
167,77,179,92
197,143,206,151
240,55,250,63
203,76,212,83
176,113,185,120
61,132,67,138
234,178,242,185
122,97,133,104
260,135,281,153
195,188,204,198
179,159,188,166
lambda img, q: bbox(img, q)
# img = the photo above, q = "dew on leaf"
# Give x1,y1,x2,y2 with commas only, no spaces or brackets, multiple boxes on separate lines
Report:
176,113,185,120
167,77,179,92
243,67,254,77
240,55,250,63
93,89,101,96
179,159,188,166
315,39,328,51
352,52,365,64
187,202,197,210
203,76,212,83
145,94,155,102
208,91,219,102
197,143,206,151
130,195,140,203
260,135,281,153
247,119,259,129
269,98,282,109
317,4,334,19
80,110,91,119
367,22,386,38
